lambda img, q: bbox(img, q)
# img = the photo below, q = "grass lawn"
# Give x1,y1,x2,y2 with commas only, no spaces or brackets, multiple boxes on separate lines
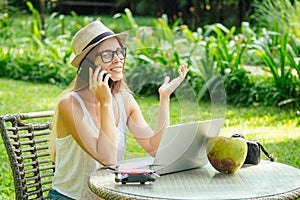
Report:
0,78,299,199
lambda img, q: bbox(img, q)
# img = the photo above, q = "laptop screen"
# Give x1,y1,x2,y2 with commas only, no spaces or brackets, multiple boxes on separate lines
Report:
117,118,224,175
154,118,224,175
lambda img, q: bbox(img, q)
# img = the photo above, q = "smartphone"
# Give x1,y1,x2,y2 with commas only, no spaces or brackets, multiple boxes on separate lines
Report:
78,59,114,88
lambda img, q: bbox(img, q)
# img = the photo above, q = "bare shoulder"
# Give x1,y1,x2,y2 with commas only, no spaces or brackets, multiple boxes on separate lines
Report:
55,93,75,138
121,90,134,101
56,93,84,137
120,91,137,108
56,93,83,125
57,93,74,113
120,91,142,118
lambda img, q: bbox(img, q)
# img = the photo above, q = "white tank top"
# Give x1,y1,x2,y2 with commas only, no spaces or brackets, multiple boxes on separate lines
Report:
52,92,127,199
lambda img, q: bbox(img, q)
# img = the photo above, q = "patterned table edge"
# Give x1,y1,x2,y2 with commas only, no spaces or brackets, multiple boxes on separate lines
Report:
88,180,156,200
88,180,300,200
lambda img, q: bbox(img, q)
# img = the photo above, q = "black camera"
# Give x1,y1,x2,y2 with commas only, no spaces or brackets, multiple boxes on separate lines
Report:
231,134,274,165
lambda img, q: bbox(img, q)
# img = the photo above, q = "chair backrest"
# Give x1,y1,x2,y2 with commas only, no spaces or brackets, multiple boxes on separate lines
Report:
0,111,55,200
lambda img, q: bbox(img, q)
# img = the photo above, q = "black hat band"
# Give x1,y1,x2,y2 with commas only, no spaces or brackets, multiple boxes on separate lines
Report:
83,31,114,51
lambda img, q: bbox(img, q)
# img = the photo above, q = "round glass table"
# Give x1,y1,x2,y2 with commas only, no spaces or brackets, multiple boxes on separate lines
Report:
88,160,300,199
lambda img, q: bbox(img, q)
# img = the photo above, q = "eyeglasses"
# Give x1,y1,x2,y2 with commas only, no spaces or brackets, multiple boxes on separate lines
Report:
96,47,127,63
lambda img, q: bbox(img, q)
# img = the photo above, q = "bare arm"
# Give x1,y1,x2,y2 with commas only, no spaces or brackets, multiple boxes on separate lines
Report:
89,68,118,165
127,64,189,156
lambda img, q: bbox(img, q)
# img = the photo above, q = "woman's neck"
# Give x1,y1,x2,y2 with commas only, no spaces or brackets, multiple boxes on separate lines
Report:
76,89,99,103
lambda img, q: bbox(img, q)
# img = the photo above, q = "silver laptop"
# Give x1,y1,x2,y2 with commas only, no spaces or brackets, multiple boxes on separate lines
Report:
119,118,224,175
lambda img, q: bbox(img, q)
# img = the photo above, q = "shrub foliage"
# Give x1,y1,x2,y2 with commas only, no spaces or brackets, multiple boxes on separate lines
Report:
0,1,299,109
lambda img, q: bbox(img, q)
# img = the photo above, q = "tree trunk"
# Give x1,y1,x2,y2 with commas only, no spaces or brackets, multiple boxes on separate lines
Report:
238,0,252,25
40,0,46,39
191,0,201,29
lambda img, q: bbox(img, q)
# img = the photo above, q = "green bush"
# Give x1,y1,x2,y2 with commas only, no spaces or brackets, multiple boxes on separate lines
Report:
0,4,299,110
253,32,300,105
247,0,300,108
250,0,300,42
202,23,255,106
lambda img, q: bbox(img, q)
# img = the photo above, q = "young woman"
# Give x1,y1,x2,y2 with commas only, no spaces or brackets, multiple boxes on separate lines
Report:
48,20,188,199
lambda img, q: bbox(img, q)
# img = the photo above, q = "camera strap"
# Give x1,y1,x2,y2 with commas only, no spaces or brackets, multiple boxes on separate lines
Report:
257,142,274,161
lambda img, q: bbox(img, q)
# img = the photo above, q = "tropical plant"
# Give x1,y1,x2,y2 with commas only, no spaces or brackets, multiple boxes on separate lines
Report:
204,23,251,74
116,10,194,94
120,10,225,103
1,4,299,110
27,1,43,40
0,2,104,85
202,23,256,106
249,0,300,42
253,31,300,107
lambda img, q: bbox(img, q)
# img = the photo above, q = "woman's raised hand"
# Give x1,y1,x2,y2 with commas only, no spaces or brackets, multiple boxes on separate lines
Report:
158,64,189,98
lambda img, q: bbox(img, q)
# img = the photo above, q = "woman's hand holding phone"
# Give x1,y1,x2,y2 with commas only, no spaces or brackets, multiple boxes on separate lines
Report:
78,59,114,104
79,59,113,88
89,66,113,105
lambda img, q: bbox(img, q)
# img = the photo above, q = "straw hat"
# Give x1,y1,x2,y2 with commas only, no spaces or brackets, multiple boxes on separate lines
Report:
71,20,128,68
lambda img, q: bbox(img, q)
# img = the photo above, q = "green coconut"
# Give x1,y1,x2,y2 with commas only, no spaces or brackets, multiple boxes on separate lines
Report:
206,136,248,174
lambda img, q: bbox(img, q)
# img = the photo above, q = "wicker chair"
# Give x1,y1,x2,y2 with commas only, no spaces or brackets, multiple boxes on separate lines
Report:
0,111,55,200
